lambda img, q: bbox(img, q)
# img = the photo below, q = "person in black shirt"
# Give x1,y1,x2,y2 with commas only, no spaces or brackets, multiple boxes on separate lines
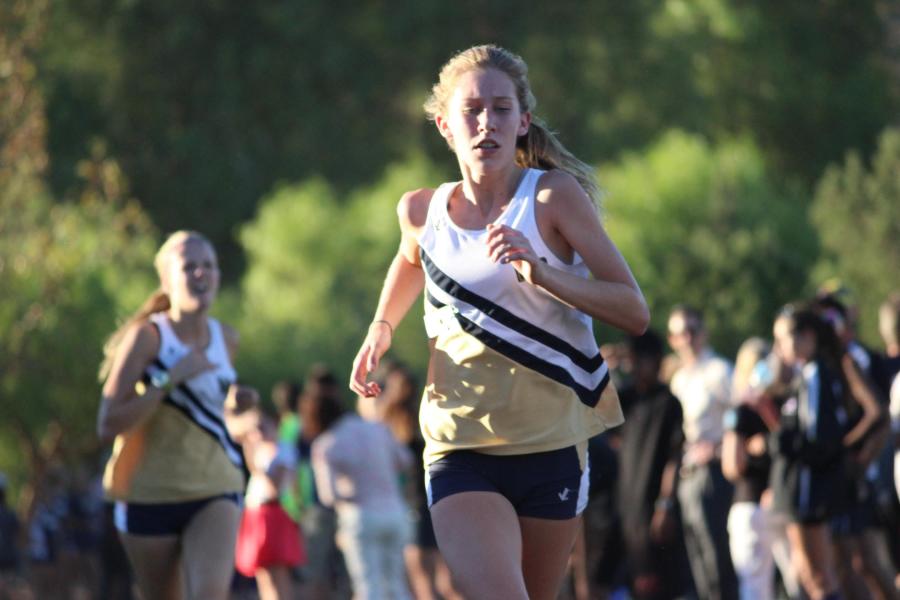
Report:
721,338,792,600
814,294,894,599
770,305,883,600
616,330,686,600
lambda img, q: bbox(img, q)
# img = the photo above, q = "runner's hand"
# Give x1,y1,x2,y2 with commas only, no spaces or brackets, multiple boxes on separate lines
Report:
349,322,392,397
485,224,543,284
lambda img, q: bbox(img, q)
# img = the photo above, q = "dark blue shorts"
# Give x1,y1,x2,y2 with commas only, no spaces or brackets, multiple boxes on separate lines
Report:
425,446,589,520
114,493,241,536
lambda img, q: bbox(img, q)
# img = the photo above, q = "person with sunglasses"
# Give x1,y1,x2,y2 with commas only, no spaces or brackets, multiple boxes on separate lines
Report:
667,304,738,600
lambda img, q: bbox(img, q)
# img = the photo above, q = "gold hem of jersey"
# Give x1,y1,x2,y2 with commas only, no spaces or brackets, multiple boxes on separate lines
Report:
102,403,244,503
420,330,623,466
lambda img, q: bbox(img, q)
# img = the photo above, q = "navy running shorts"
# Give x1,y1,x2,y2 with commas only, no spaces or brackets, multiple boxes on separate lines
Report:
114,493,241,536
425,445,589,520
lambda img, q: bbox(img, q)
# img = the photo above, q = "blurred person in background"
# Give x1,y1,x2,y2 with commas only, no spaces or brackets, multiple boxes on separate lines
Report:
312,387,413,599
875,294,900,410
571,431,624,600
25,464,67,599
378,362,463,600
616,330,686,600
294,365,351,599
769,305,882,600
600,341,632,391
58,465,105,599
667,305,738,600
269,380,305,528
350,44,647,600
813,294,895,600
572,345,634,599
815,282,878,378
95,230,251,600
270,380,302,465
229,389,305,600
722,337,797,600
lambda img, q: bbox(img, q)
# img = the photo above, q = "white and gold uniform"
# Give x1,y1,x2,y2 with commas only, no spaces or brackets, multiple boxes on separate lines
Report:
417,168,623,470
103,313,244,517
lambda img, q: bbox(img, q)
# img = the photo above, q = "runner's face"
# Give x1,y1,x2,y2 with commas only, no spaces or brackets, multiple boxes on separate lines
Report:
164,240,219,312
438,68,530,173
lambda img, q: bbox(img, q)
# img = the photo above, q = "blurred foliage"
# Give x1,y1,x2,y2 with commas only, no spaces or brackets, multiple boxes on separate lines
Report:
602,130,818,355
234,156,449,399
811,127,900,343
35,0,896,275
0,150,159,500
1,0,158,503
1,0,49,200
647,0,894,181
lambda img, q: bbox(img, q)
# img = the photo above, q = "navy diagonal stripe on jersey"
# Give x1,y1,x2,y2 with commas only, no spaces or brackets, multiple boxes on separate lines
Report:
160,395,249,482
425,291,609,407
152,358,247,475
420,249,604,373
152,357,239,451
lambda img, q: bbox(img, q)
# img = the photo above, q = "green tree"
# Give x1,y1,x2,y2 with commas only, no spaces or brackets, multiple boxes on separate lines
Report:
1,0,52,508
602,130,817,354
235,156,448,398
1,0,159,506
38,0,896,276
1,152,159,507
811,127,900,344
647,0,895,182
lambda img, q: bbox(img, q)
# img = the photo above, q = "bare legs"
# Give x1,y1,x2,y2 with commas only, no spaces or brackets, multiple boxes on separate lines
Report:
254,566,294,600
431,491,581,600
119,533,182,600
786,522,840,600
120,498,241,600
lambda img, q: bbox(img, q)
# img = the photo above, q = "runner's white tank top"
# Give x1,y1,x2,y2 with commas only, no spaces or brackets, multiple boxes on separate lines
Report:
416,168,623,465
102,314,244,502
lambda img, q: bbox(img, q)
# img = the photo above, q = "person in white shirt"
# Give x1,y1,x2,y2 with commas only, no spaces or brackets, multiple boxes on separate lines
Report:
667,305,738,600
312,394,413,600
